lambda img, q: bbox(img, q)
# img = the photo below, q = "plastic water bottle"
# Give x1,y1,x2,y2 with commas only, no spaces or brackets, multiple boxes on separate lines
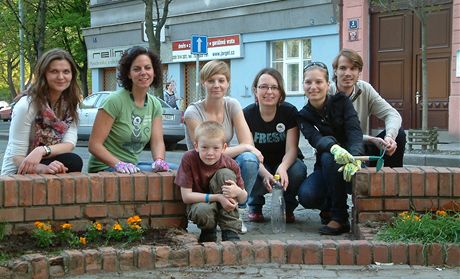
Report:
271,174,286,233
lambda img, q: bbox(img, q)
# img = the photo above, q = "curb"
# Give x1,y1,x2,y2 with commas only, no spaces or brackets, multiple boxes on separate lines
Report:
1,236,458,278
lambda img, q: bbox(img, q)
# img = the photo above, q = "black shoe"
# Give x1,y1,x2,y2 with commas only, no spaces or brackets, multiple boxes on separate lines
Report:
319,211,331,225
199,228,217,242
319,221,350,235
221,230,240,241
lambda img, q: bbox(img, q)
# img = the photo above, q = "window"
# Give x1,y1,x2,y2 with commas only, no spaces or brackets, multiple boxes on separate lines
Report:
271,38,311,95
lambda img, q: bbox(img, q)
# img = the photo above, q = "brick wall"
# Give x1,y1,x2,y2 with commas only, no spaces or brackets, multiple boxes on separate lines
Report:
353,167,460,226
0,172,186,234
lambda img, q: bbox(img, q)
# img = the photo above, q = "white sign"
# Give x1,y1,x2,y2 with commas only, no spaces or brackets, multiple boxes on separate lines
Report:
88,47,128,68
172,34,241,62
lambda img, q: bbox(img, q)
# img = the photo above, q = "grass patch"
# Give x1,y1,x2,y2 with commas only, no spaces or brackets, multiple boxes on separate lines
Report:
377,211,460,244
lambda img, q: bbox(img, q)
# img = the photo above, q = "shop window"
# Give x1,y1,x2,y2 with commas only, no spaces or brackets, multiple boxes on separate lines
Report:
103,68,117,91
271,38,311,95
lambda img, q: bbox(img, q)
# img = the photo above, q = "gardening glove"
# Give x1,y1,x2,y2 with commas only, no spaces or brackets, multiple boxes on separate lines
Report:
152,159,169,172
115,161,140,174
330,144,355,165
338,160,362,182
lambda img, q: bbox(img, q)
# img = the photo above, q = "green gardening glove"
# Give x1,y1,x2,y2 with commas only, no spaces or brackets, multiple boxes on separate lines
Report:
330,144,355,165
338,160,362,182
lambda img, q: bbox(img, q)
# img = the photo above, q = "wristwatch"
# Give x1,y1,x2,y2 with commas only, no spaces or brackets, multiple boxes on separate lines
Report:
43,145,51,157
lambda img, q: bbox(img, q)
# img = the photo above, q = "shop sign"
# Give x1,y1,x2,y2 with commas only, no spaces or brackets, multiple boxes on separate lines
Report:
172,34,241,62
88,47,128,68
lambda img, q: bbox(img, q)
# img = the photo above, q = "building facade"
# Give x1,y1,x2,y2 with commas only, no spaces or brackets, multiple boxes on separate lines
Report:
83,0,340,111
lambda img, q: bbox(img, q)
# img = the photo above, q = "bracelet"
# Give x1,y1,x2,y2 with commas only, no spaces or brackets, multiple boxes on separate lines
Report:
205,193,210,203
43,146,51,157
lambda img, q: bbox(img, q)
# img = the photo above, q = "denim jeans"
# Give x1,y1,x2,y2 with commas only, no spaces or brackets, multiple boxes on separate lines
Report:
234,151,259,207
298,152,349,223
248,159,307,214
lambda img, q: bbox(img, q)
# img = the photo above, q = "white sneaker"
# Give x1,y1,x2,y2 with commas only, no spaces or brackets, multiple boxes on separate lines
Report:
239,208,247,234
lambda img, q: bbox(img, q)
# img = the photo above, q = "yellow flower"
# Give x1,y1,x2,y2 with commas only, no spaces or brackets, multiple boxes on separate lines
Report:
399,211,409,217
93,222,103,231
43,223,53,232
61,223,72,230
436,210,447,217
130,224,141,230
413,215,421,222
128,215,141,225
34,221,45,229
79,237,87,245
113,223,123,231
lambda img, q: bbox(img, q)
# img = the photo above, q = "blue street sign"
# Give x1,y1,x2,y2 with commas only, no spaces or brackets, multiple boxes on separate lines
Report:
191,35,208,54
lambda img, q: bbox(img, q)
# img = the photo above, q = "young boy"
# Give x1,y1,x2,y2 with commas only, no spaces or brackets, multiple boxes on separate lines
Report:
174,121,247,242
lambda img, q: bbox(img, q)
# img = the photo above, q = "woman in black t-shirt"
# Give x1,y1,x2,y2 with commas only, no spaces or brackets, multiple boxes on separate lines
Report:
243,68,307,223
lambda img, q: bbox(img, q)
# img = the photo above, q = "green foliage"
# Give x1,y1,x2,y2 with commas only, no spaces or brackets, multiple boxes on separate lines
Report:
32,222,56,248
84,221,104,243
377,211,460,244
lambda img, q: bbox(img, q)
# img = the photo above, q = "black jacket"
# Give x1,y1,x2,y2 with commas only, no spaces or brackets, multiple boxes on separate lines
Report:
298,93,363,156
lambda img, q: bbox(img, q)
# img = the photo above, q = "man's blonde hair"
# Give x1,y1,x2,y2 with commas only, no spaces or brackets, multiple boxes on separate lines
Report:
194,121,226,144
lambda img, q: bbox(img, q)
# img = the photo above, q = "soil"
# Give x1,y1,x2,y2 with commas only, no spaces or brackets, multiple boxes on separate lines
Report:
0,228,195,263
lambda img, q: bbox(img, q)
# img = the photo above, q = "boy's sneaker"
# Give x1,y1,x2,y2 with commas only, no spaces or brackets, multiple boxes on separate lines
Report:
221,230,240,241
198,228,217,243
238,208,247,234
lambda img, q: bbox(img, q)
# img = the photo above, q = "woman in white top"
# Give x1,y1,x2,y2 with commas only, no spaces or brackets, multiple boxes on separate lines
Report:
1,48,82,175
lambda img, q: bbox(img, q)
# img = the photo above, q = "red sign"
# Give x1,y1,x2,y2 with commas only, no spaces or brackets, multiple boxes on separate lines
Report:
172,35,240,51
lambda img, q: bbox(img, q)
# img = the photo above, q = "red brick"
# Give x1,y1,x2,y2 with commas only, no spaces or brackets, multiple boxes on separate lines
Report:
286,240,303,264
46,176,62,205
408,243,424,265
22,254,48,279
412,198,439,211
0,208,24,222
150,217,187,229
103,173,119,202
382,168,398,196
100,247,117,273
445,244,460,266
4,177,18,207
390,243,408,264
11,260,29,275
16,176,33,206
73,173,90,203
0,177,6,207
426,243,444,266
373,242,390,263
83,249,102,274
134,174,147,201
423,167,439,196
56,173,75,204
437,168,452,197
354,240,372,265
222,241,238,265
451,168,460,196
302,240,322,264
337,240,354,265
107,204,126,219
155,246,171,268
136,204,151,216
384,198,410,211
321,240,337,265
236,241,254,265
49,256,65,277
439,198,458,211
54,205,81,220
150,203,163,215
187,244,205,267
353,169,370,196
147,173,161,201
252,240,269,264
170,248,188,267
358,212,394,223
25,207,53,221
408,167,425,196
369,171,384,197
356,198,383,211
269,240,286,264
84,205,108,218
118,174,133,202
163,202,186,215
203,242,222,266
89,174,104,202
161,174,175,201
65,250,85,275
30,175,47,205
394,168,411,196
119,249,135,271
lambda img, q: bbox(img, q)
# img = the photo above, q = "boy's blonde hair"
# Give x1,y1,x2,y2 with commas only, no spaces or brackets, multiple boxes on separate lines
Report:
194,121,226,144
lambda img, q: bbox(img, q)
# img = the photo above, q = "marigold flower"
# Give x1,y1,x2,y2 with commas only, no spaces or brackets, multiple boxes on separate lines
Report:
398,211,409,217
61,223,72,230
93,222,103,231
34,221,45,229
413,215,421,222
79,237,87,245
128,215,141,225
436,210,447,217
113,223,123,231
130,224,142,230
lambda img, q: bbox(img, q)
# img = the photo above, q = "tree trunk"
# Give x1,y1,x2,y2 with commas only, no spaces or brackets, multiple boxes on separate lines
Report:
35,0,47,60
7,60,18,99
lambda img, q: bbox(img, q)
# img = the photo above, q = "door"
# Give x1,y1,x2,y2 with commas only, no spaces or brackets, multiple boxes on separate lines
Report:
370,3,451,130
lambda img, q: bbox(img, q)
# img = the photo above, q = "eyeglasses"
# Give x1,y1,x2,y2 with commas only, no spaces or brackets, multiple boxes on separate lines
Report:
126,46,149,55
257,85,279,92
303,61,328,71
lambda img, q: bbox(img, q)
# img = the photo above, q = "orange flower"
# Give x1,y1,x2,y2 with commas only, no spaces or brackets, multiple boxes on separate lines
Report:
79,237,87,245
61,223,72,230
112,223,123,231
127,215,141,225
413,215,421,222
436,210,447,217
93,222,103,231
130,224,142,230
398,211,409,217
34,221,45,229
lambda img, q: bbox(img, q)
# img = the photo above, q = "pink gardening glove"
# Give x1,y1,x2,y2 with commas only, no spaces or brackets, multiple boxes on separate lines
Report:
115,161,140,174
152,159,169,172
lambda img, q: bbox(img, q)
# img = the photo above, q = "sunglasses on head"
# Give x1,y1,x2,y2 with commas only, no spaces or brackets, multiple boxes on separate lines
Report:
303,61,328,71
